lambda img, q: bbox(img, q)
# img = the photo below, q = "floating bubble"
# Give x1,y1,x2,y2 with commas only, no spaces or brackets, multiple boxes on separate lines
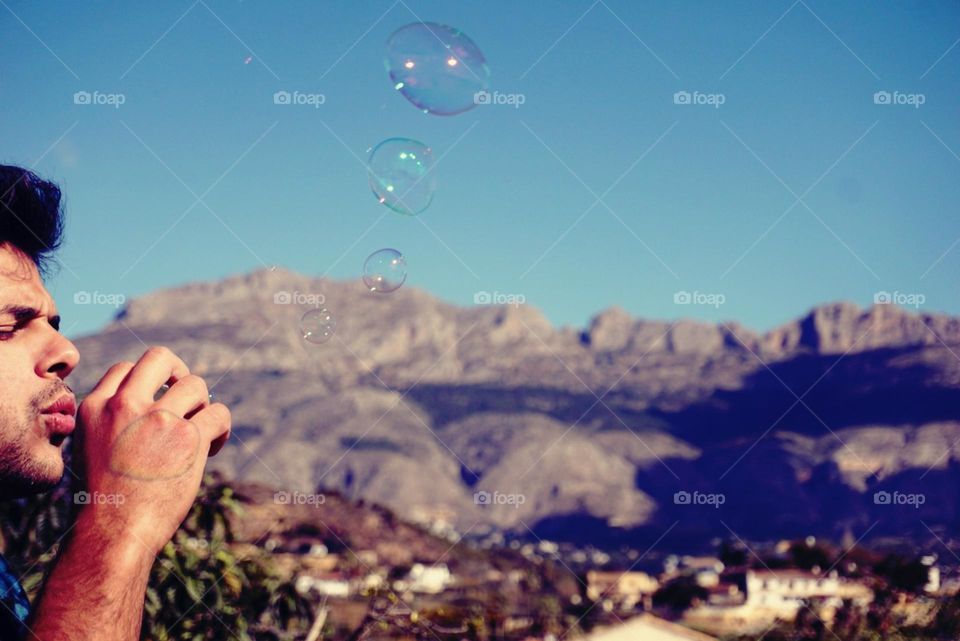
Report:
363,248,407,293
368,138,435,215
385,22,490,116
300,308,336,344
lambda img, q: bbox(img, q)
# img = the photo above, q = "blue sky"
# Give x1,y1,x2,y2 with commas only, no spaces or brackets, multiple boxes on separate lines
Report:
2,0,958,339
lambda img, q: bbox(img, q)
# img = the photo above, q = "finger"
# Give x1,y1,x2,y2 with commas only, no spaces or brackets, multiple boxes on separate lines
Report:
209,430,229,457
117,346,190,402
190,403,231,457
154,375,210,420
84,361,135,402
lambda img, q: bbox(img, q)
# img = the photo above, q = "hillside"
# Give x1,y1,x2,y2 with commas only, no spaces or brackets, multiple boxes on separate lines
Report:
68,268,960,548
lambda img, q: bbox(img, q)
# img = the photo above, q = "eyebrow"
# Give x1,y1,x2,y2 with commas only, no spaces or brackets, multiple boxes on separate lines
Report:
0,304,61,330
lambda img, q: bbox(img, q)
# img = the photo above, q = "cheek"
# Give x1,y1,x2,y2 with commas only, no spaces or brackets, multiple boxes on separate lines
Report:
0,349,41,404
0,347,35,382
0,379,41,436
0,404,31,446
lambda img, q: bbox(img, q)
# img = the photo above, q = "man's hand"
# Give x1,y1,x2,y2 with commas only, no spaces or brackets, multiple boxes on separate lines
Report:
29,346,231,641
76,345,232,555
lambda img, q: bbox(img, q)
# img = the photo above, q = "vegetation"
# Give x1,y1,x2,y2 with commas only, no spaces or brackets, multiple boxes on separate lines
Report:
0,467,315,640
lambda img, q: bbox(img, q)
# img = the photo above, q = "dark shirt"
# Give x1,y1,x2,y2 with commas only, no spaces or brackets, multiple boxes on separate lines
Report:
0,554,29,640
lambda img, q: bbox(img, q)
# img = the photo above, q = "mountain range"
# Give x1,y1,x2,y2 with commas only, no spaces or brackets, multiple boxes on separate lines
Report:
68,268,960,551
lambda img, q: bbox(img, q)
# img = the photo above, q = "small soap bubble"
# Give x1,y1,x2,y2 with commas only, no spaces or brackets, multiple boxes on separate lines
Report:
368,138,435,215
300,308,336,344
363,248,407,293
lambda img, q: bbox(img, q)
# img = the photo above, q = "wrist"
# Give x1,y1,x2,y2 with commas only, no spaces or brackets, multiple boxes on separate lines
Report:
29,505,156,639
72,506,157,572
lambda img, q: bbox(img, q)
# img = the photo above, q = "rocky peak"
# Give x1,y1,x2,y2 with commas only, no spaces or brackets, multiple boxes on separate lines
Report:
762,302,960,356
584,307,635,351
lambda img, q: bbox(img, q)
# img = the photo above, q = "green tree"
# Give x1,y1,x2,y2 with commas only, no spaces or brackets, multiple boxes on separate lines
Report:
874,555,929,594
789,541,833,571
0,464,314,640
793,600,827,641
142,474,314,640
651,576,708,611
832,598,865,640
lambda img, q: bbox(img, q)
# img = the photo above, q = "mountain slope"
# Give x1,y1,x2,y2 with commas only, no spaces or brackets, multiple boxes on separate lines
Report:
69,268,960,547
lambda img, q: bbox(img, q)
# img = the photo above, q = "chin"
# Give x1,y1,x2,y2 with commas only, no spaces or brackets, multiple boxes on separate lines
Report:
35,441,66,479
0,407,73,496
0,444,65,499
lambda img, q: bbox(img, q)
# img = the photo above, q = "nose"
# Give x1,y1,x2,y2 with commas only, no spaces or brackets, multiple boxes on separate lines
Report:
37,330,80,381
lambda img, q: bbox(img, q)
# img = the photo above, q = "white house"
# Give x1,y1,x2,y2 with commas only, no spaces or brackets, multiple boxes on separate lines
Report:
295,574,351,598
586,570,659,610
922,555,941,593
684,570,872,635
745,569,840,612
406,563,453,594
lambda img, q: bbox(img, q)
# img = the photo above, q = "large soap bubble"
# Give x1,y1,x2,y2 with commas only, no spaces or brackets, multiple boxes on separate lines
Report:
385,22,490,116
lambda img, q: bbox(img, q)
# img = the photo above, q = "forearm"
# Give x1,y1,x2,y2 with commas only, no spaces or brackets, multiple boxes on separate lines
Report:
27,511,156,640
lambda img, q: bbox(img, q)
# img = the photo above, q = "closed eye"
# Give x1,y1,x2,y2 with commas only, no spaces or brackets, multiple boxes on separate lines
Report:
0,327,19,341
0,306,61,335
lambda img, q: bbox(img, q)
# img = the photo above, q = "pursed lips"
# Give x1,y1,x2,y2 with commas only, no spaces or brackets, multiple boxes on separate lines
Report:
40,394,78,440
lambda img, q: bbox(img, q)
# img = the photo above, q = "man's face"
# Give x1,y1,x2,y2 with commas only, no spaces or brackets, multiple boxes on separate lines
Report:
0,244,79,497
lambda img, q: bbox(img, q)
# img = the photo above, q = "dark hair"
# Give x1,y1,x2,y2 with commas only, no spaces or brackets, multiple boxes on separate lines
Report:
0,164,64,278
